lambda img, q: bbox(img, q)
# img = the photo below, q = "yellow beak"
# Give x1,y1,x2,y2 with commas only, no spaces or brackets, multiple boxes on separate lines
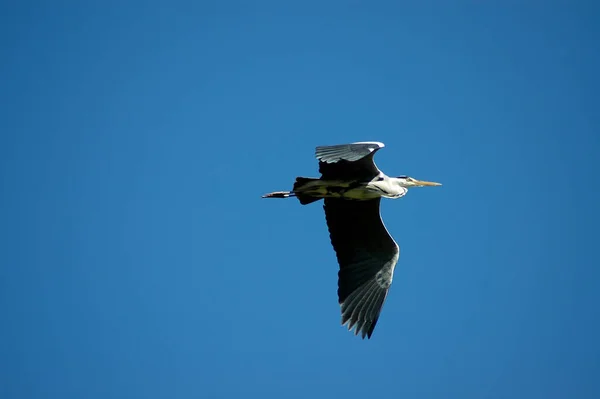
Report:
414,179,442,187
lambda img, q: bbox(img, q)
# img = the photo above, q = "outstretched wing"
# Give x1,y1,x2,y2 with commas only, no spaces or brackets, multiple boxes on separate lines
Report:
323,197,400,339
316,141,384,180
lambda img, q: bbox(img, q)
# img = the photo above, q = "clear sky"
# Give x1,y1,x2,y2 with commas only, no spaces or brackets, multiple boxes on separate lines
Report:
1,2,599,398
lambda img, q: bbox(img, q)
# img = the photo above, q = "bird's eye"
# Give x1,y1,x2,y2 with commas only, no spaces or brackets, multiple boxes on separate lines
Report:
397,175,408,179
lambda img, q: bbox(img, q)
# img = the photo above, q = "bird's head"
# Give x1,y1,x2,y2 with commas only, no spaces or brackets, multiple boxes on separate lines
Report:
395,175,442,188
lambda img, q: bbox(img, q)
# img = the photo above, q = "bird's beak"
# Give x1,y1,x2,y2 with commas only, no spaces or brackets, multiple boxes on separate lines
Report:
414,179,442,187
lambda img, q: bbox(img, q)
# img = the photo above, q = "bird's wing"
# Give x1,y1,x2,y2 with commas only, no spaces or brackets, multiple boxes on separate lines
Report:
323,198,399,339
316,141,385,163
316,142,384,180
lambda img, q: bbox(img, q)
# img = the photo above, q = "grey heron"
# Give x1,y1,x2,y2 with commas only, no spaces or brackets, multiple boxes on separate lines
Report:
262,142,441,339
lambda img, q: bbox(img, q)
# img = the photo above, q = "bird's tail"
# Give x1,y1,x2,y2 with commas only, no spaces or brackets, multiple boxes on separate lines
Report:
262,177,322,205
293,177,321,205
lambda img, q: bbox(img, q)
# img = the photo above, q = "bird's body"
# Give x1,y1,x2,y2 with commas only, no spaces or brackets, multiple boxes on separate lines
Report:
263,142,440,339
289,175,408,201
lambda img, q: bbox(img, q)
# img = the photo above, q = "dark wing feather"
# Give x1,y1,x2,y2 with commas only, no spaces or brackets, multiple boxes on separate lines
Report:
316,142,383,180
323,198,400,339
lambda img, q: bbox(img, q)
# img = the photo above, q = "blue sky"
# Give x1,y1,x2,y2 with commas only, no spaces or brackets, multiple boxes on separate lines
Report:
1,2,599,398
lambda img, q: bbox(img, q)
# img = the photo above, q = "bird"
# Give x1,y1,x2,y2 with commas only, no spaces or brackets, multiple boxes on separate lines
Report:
262,141,441,339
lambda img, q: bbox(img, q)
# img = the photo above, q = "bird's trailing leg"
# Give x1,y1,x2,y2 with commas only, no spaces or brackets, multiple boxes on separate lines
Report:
261,191,295,199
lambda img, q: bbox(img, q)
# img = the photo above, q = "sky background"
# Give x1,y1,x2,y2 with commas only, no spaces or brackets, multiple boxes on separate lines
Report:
1,1,599,398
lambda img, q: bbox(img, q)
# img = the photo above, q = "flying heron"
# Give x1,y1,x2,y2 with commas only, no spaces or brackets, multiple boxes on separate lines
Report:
262,141,441,339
